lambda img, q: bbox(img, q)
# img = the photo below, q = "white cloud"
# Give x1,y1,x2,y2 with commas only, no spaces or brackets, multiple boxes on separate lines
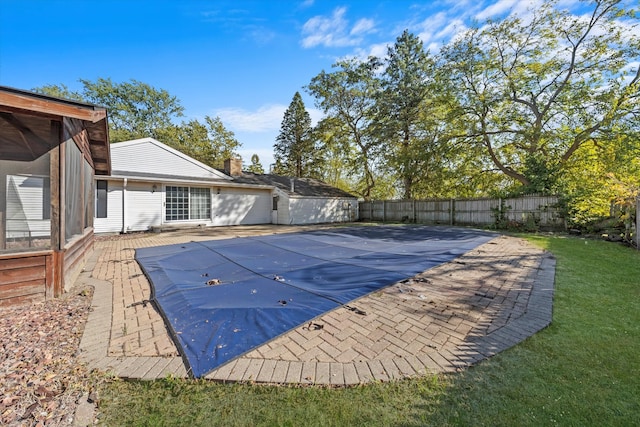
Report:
214,104,323,133
301,7,375,48
416,11,468,52
351,42,391,62
475,0,551,22
215,105,286,133
475,0,519,20
351,18,375,36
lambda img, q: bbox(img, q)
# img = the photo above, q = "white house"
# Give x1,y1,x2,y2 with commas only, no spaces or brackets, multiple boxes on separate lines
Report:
94,138,358,233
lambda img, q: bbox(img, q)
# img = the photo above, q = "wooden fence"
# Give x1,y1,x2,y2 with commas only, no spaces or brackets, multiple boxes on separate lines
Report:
358,195,564,229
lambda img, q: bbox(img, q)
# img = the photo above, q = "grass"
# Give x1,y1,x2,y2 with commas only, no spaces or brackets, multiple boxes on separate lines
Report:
97,235,640,426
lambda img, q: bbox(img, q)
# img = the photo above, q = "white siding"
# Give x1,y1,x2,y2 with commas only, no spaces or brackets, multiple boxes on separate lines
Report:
111,139,229,180
95,180,273,232
274,191,290,225
125,182,164,231
288,197,357,225
211,187,271,225
94,180,163,233
94,180,124,234
5,175,50,238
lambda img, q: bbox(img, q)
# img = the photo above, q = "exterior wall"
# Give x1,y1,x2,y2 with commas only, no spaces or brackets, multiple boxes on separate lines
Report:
94,180,165,233
287,197,358,225
111,139,229,180
94,180,124,234
211,187,272,226
63,230,92,292
125,181,163,232
95,180,273,232
274,192,291,225
0,251,54,307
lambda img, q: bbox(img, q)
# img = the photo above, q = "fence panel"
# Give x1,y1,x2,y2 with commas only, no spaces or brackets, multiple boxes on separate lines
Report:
503,195,563,228
415,200,452,224
358,195,562,229
454,198,498,225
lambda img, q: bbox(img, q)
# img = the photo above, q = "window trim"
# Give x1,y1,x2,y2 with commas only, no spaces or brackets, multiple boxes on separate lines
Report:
96,180,108,219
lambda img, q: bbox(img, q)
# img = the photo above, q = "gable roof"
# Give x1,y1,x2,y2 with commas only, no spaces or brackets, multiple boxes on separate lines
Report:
233,173,356,198
109,137,231,182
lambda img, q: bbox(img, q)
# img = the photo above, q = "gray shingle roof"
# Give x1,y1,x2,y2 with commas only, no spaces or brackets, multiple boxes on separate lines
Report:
232,173,356,198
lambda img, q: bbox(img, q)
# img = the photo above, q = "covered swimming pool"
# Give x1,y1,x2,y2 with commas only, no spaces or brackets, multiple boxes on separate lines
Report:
135,226,495,378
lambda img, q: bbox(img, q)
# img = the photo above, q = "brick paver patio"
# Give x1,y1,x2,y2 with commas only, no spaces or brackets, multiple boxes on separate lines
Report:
77,224,555,384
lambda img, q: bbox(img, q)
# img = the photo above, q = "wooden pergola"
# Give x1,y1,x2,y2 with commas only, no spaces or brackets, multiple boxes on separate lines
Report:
0,86,111,306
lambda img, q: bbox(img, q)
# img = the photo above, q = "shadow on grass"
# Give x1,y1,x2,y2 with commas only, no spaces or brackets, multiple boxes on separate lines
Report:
404,235,640,426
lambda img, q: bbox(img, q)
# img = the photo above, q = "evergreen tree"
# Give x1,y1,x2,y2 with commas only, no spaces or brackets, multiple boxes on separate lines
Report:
377,30,436,200
247,154,265,174
273,92,321,178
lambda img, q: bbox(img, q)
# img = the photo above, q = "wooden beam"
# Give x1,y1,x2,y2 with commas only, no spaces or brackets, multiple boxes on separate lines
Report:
50,142,61,252
0,91,106,123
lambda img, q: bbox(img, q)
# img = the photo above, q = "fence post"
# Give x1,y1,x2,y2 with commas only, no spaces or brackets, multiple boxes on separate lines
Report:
383,200,386,222
412,200,416,223
450,198,455,225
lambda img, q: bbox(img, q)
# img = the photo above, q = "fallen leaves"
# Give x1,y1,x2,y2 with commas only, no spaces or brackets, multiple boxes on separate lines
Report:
0,286,102,426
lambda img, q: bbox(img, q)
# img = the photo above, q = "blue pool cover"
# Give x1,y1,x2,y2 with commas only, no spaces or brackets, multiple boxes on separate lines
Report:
135,226,495,378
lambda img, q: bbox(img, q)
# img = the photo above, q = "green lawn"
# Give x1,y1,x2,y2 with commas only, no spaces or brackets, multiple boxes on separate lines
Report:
98,235,640,426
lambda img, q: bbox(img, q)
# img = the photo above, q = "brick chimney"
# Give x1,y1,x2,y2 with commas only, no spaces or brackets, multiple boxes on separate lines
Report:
224,158,243,176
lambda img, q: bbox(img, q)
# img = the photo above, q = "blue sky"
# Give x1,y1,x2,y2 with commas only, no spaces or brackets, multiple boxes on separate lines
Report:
0,0,578,168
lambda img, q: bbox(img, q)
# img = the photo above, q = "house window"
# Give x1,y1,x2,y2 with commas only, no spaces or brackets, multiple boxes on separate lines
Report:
166,186,210,221
272,196,279,211
189,187,211,220
96,180,107,218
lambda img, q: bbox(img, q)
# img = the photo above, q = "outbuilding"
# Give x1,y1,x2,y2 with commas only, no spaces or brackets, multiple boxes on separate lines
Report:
231,170,358,225
0,86,110,306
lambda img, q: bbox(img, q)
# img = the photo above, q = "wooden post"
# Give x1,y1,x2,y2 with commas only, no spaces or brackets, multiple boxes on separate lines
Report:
412,199,416,223
450,198,455,225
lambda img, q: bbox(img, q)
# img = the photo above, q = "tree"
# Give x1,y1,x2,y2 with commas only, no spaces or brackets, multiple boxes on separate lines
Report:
34,78,185,143
33,84,84,101
442,0,640,193
377,30,439,200
154,116,241,169
559,124,640,228
247,154,265,174
273,92,321,177
307,58,381,200
35,79,240,169
80,78,184,142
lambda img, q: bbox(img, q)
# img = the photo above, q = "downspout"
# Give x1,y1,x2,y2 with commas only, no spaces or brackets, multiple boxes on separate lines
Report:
122,178,127,234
